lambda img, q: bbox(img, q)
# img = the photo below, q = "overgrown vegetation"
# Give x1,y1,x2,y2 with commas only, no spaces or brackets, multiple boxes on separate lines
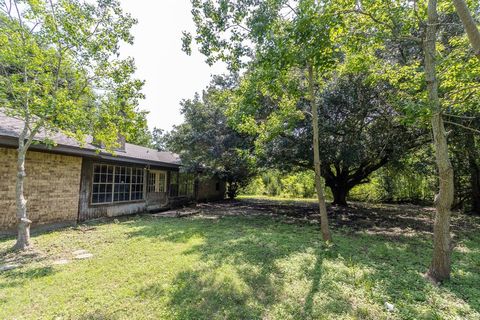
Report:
176,0,480,280
241,153,437,205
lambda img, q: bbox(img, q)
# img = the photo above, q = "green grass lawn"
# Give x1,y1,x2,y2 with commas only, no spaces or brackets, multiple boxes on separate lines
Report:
0,200,479,319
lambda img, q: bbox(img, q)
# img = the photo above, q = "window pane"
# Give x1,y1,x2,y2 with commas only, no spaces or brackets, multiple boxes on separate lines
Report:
148,172,156,193
92,165,145,203
92,164,114,204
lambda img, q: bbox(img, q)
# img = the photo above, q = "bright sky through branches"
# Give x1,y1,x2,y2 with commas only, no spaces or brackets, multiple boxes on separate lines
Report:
119,0,226,131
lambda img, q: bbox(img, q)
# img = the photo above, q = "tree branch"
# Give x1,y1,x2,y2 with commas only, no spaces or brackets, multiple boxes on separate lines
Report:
444,120,480,134
444,113,477,120
452,0,480,59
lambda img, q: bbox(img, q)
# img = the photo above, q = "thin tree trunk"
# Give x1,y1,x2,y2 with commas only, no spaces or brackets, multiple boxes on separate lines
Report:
14,127,31,250
425,0,455,282
452,0,480,58
308,64,332,242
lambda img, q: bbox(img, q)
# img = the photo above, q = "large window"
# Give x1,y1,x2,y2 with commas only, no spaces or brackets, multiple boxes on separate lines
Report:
92,164,144,204
147,170,167,193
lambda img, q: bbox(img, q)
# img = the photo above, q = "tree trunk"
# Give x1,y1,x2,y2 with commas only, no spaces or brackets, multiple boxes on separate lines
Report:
425,0,455,283
452,0,480,58
227,181,238,199
308,64,332,242
14,135,31,251
331,185,349,207
466,133,480,214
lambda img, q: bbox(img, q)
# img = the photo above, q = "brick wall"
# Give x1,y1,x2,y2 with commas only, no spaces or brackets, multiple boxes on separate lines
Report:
0,147,82,230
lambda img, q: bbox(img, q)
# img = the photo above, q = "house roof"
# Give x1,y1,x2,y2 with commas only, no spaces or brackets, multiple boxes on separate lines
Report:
0,110,181,168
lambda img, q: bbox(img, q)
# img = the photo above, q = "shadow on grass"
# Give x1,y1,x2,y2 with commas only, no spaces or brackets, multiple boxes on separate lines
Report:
444,234,480,310
2,265,54,278
124,214,479,319
0,200,475,319
303,246,324,316
0,265,56,290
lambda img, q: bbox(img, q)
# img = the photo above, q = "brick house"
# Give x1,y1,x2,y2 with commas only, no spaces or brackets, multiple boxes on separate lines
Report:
0,111,225,231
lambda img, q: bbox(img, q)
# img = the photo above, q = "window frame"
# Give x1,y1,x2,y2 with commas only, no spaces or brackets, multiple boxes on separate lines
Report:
91,164,145,205
178,172,195,197
147,170,167,193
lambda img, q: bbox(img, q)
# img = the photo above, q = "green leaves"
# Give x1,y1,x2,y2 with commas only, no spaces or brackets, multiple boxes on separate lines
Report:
0,0,144,152
167,76,257,192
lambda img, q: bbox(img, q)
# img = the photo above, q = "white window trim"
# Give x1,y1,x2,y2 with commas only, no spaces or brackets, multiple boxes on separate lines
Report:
149,170,167,193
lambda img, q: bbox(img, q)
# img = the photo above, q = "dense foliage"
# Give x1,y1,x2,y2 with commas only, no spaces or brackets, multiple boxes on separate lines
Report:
181,0,480,281
240,70,426,205
166,76,256,199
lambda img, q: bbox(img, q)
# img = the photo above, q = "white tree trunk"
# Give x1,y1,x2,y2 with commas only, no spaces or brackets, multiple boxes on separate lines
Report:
452,0,480,58
425,0,454,282
14,128,31,250
308,65,332,242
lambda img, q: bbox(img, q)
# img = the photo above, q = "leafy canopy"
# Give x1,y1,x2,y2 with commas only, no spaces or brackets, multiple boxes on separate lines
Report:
0,0,145,150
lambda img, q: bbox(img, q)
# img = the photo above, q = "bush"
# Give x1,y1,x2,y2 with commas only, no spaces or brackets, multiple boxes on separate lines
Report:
241,170,318,199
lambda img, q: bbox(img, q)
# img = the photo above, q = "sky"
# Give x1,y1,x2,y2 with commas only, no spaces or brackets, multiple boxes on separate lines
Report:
119,0,226,131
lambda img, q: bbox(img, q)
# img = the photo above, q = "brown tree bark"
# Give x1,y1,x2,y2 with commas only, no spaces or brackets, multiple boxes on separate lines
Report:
425,0,455,283
308,64,332,242
452,0,480,58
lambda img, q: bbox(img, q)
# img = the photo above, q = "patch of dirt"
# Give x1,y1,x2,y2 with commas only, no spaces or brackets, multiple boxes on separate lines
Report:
174,198,480,238
0,247,48,267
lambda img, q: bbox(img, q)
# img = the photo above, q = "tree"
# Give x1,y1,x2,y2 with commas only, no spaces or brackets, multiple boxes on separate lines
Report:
184,0,345,241
424,0,455,282
450,125,480,213
465,132,480,213
128,110,154,148
256,71,425,206
340,0,480,283
166,76,256,199
0,0,143,250
151,127,168,151
452,0,480,58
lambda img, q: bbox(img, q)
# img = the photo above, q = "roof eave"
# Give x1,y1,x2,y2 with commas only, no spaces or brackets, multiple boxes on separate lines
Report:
0,135,181,168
